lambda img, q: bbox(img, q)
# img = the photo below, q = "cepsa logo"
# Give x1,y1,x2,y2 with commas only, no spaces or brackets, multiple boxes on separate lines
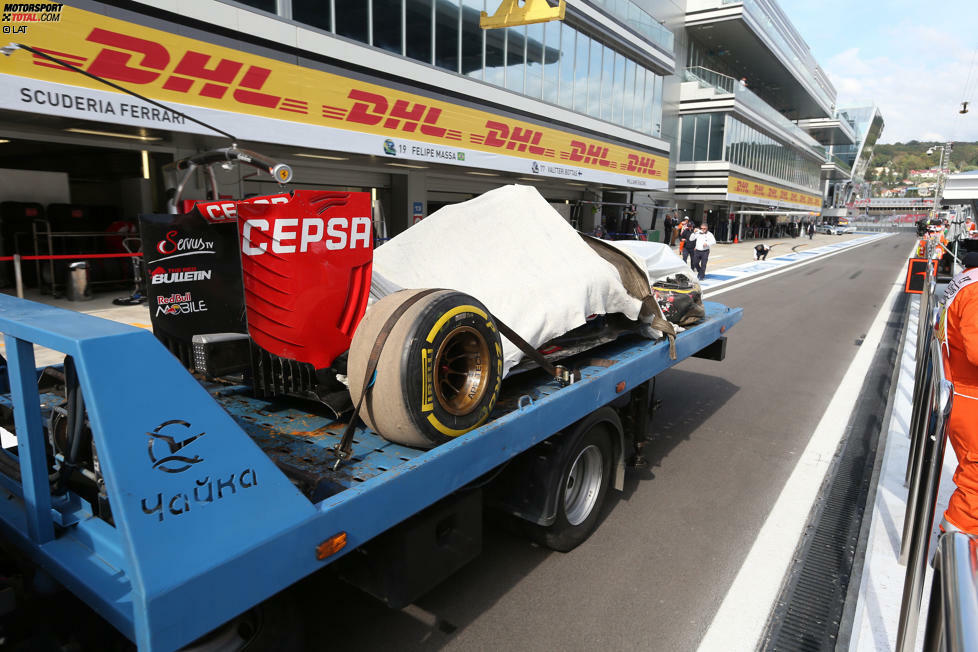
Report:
2,3,63,22
241,216,372,256
70,27,286,110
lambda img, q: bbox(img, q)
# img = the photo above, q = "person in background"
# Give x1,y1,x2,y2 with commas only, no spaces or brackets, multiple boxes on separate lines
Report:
807,222,816,240
688,222,716,280
662,212,674,245
679,218,694,264
937,251,978,535
754,243,772,261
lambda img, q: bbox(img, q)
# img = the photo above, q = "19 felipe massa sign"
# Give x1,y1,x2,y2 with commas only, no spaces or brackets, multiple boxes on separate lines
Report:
0,6,669,189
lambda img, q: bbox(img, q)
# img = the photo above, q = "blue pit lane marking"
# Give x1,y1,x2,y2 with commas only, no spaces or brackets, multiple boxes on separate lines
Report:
699,233,889,290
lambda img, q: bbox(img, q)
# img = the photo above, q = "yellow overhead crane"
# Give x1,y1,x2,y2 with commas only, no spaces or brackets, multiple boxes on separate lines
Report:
480,0,566,29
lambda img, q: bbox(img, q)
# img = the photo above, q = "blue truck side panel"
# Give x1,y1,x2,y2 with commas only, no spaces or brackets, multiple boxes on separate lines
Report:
0,295,741,650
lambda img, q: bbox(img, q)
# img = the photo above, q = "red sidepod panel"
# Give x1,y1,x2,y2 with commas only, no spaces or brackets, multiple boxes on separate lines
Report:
235,191,373,370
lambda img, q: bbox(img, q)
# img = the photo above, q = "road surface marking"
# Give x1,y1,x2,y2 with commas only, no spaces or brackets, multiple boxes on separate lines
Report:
697,244,913,651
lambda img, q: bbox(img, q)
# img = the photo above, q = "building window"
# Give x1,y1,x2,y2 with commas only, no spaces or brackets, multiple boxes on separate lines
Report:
541,21,560,104
587,38,602,118
505,24,526,93
372,0,404,55
722,116,821,190
288,0,662,135
435,0,460,72
235,0,277,12
679,113,724,162
525,22,545,99
557,25,575,109
406,0,433,64
573,30,590,114
708,113,724,160
461,0,484,79
293,0,332,31
334,0,368,43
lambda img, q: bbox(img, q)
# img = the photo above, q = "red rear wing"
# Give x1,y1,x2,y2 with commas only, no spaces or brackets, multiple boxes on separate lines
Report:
195,191,373,370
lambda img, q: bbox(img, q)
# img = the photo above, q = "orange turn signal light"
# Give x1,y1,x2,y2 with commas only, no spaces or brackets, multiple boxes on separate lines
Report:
615,381,626,393
316,532,348,560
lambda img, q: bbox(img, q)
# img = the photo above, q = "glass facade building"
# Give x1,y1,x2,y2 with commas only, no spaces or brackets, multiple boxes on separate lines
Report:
286,0,665,136
679,113,820,191
831,106,884,182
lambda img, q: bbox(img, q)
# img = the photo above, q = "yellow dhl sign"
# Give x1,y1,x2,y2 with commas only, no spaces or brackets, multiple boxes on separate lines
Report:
2,6,668,183
727,176,821,209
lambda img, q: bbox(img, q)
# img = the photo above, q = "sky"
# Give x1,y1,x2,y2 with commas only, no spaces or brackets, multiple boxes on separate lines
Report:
776,0,978,144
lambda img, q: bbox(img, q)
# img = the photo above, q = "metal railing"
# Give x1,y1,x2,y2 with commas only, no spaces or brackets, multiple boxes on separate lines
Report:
897,332,954,651
681,66,827,160
683,66,736,94
732,84,827,158
824,153,852,174
587,0,675,51
923,531,978,651
895,234,978,651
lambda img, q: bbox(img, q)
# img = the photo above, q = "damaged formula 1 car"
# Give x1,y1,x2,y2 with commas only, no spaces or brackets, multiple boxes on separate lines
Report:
142,170,707,451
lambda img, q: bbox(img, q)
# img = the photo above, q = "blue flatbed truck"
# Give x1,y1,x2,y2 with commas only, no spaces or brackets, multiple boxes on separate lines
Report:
0,294,740,651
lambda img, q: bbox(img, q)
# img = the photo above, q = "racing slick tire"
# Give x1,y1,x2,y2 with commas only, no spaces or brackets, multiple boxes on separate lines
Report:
348,289,503,449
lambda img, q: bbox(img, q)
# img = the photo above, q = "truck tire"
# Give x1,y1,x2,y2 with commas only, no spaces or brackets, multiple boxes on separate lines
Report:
180,591,304,651
526,424,613,552
348,289,503,448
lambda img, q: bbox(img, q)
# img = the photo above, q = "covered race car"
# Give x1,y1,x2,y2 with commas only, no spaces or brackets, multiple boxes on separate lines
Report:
142,183,704,452
351,185,703,447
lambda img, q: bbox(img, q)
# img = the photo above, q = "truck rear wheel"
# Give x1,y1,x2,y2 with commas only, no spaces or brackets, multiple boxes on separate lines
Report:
526,425,613,551
348,289,503,448
181,591,304,651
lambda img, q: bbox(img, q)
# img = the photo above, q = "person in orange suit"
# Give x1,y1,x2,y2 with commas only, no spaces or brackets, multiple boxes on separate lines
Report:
938,251,978,533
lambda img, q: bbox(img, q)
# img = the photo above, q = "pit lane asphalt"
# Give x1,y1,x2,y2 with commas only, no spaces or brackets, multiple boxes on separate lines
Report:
294,233,916,650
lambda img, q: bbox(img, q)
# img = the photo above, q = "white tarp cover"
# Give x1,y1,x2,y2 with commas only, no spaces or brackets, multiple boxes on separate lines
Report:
606,240,701,291
371,185,648,376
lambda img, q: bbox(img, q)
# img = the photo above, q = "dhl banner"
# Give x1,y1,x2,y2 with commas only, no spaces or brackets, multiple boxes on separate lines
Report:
726,176,821,212
0,6,669,189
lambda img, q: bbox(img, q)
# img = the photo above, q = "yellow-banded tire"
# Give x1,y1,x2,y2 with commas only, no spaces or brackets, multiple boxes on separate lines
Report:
348,289,503,449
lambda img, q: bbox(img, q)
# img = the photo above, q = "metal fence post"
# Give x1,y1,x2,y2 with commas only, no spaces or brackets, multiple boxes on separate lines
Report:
902,356,936,564
13,253,23,299
922,532,978,652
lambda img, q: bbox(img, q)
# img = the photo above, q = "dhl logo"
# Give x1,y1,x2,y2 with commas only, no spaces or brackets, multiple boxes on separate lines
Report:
336,89,462,141
35,27,306,114
15,7,671,184
565,140,610,167
624,155,659,177
471,121,554,157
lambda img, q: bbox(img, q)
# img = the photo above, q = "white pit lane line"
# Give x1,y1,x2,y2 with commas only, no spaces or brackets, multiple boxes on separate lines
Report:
697,240,913,651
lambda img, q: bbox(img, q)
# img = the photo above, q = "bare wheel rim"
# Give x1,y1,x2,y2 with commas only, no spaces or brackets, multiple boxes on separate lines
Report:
564,444,603,526
434,325,490,416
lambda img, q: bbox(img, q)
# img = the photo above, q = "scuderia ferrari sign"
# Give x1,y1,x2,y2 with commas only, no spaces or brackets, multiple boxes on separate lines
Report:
0,6,669,189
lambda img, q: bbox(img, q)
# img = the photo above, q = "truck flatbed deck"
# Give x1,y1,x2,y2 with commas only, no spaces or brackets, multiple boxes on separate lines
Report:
0,295,740,650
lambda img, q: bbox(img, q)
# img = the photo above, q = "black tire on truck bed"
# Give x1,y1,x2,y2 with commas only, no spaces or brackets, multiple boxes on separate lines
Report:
348,289,503,449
